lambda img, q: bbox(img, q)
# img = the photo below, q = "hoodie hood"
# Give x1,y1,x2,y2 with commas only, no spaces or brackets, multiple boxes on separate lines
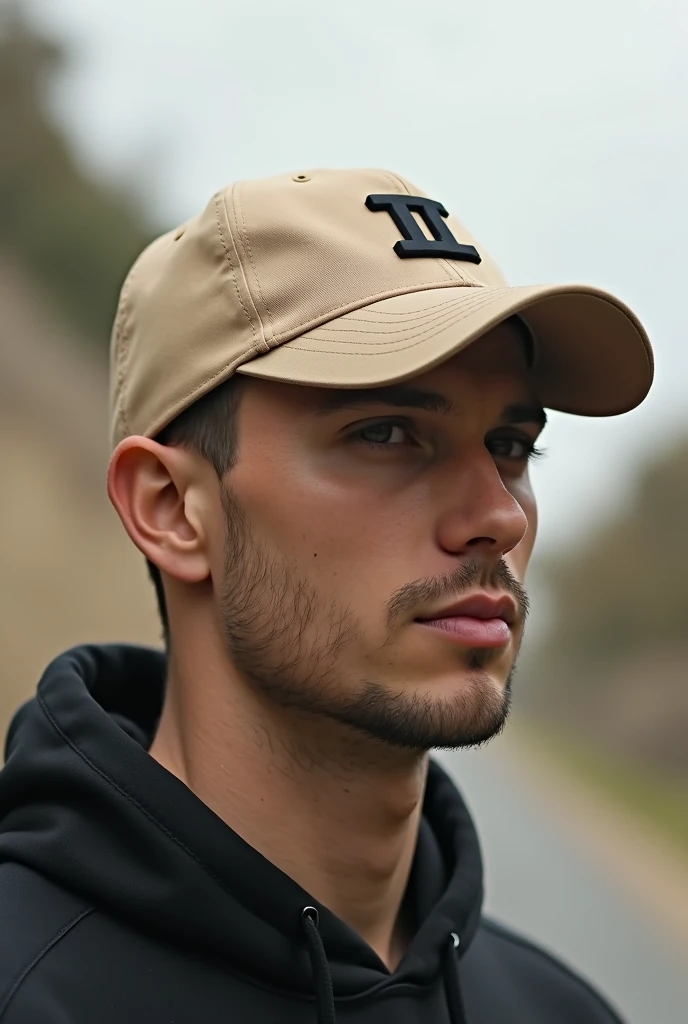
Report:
0,643,484,1004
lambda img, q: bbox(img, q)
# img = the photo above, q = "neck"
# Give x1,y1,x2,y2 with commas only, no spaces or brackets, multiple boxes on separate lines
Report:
149,631,429,969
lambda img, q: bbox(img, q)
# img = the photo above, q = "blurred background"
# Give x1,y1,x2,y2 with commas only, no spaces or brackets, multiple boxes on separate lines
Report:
0,0,686,1020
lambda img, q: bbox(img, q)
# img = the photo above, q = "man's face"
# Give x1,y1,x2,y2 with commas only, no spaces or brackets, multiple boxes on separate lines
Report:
210,321,544,750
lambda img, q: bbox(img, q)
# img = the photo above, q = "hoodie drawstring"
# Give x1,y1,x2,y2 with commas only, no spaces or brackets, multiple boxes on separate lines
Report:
443,931,469,1024
302,907,336,1024
301,908,468,1024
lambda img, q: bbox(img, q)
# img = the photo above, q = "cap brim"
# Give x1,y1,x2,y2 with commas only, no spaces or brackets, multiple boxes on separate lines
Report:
236,284,654,416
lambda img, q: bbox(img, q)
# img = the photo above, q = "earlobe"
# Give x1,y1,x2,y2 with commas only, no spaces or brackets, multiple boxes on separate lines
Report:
107,437,210,585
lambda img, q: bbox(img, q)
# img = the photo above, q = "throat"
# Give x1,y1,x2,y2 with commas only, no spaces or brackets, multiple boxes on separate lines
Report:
386,889,416,971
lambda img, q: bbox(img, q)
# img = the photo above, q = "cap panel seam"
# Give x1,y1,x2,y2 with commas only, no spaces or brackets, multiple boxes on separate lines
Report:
214,191,263,355
440,259,473,284
234,182,276,342
385,170,412,196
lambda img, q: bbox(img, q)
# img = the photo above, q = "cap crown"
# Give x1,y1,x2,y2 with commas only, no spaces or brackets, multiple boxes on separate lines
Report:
110,168,506,446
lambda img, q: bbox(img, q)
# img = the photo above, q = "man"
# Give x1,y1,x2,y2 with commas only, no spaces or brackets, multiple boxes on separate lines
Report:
0,168,653,1023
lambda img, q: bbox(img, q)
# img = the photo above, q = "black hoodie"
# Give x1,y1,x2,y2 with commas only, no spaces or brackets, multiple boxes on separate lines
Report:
0,644,625,1023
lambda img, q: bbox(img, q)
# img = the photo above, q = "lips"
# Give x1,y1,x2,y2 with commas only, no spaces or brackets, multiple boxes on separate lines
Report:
414,592,518,649
416,592,518,626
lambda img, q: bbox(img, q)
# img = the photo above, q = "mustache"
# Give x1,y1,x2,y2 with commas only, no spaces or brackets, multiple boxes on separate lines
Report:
386,558,529,628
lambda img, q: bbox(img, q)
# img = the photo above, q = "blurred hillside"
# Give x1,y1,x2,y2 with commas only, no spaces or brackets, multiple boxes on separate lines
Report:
0,2,160,742
0,0,154,346
520,441,688,837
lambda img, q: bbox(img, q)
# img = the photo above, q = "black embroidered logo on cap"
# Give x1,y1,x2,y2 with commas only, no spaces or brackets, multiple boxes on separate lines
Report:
365,194,481,264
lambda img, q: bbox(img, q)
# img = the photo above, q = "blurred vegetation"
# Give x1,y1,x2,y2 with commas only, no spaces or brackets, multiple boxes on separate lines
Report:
521,438,688,819
532,439,688,683
0,0,156,348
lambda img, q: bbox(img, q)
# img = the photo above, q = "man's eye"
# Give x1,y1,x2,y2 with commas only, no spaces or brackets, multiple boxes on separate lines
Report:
353,421,412,448
488,436,543,460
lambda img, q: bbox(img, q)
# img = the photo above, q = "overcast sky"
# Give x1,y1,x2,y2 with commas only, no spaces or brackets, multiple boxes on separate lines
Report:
25,0,688,558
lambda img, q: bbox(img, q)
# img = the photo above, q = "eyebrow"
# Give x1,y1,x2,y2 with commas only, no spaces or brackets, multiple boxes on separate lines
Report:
313,385,454,417
312,385,547,428
501,403,548,429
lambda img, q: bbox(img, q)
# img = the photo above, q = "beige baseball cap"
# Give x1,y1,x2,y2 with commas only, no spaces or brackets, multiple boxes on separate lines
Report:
109,167,653,448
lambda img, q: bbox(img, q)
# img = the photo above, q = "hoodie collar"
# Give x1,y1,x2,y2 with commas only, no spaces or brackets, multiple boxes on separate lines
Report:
1,643,484,996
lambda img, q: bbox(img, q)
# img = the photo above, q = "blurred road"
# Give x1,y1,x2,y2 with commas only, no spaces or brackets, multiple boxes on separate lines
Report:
435,739,688,1024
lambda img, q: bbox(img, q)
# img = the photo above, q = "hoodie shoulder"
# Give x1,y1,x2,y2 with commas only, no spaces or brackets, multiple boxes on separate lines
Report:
464,916,626,1023
0,862,92,1020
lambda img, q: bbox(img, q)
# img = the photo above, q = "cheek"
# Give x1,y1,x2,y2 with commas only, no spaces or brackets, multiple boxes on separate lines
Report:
231,451,390,567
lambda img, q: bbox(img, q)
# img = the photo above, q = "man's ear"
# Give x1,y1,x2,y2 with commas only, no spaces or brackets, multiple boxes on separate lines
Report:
107,437,211,586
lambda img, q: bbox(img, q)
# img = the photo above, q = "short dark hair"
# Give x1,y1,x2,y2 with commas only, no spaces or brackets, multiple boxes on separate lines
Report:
147,375,247,647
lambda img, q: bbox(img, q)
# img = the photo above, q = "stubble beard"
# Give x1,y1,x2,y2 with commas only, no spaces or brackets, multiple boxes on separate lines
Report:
218,484,524,754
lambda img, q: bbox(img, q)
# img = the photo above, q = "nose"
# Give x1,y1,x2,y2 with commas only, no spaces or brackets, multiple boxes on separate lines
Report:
435,449,530,561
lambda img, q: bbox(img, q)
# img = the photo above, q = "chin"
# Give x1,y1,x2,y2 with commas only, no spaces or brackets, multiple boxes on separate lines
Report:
331,663,514,753
412,643,515,693
420,665,514,749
